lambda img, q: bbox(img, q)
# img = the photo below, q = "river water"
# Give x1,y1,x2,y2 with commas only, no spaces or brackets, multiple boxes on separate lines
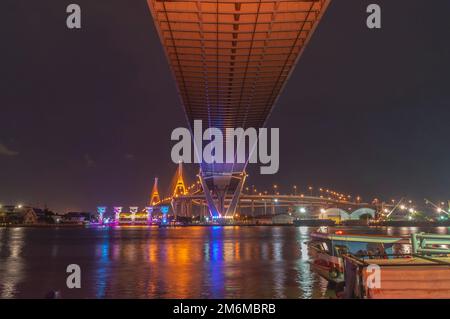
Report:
0,225,448,299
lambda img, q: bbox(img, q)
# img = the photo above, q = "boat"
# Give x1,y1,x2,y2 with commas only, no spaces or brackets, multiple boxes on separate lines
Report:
293,219,335,227
342,233,450,298
308,230,409,284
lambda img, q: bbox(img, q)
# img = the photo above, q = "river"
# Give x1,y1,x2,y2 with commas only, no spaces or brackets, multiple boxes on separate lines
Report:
0,225,448,298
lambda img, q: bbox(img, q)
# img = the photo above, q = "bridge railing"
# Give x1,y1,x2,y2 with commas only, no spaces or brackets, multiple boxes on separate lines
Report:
411,232,450,255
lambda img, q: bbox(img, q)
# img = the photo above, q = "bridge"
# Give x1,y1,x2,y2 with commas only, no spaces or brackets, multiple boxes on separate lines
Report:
146,0,332,218
145,162,381,223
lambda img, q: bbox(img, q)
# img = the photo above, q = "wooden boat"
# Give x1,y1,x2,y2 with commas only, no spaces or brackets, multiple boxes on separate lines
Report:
343,255,450,298
308,230,409,284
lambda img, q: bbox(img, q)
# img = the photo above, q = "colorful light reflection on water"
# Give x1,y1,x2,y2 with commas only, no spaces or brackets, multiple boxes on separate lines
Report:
0,226,448,298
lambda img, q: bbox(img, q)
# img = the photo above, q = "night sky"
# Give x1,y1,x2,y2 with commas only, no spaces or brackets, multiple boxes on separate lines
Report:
1,0,450,212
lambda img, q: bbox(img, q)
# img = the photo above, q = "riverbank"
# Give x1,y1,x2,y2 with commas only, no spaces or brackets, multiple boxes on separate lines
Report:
3,220,450,228
0,223,86,228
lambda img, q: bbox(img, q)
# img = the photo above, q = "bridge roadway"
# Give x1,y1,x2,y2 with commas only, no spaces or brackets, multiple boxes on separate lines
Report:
147,0,332,218
165,193,385,218
171,194,370,206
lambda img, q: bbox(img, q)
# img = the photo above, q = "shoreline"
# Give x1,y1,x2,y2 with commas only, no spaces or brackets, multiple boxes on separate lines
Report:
2,222,450,228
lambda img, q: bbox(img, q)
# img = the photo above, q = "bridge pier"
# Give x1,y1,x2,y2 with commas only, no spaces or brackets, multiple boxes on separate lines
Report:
198,172,247,219
251,200,255,216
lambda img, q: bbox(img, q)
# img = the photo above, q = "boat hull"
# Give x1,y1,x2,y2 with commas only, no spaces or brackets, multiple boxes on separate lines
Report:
309,245,344,284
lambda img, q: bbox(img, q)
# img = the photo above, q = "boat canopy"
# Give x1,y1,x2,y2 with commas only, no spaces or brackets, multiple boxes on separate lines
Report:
311,232,409,245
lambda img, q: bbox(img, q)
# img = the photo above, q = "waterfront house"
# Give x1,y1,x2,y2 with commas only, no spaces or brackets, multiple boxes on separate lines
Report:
0,205,38,225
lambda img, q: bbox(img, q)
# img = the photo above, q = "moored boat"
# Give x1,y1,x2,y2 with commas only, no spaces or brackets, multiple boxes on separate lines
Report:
308,230,408,284
342,232,450,299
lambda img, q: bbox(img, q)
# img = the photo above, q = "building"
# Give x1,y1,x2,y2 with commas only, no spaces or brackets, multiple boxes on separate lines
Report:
0,205,38,225
63,212,94,224
272,214,295,225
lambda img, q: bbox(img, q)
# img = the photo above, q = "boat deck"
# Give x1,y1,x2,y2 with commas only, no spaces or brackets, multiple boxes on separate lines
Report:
359,255,450,266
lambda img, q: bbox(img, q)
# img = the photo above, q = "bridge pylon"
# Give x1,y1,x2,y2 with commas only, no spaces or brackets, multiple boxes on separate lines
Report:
150,177,161,206
172,161,187,197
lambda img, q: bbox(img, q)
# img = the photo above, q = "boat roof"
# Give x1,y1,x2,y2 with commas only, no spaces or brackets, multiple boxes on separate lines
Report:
311,232,409,244
344,255,450,266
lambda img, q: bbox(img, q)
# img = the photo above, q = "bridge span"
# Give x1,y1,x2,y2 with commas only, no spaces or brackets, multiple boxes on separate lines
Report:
146,0,332,218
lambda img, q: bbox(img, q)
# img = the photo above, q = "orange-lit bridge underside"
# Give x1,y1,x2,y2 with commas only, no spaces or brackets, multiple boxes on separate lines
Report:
147,0,331,217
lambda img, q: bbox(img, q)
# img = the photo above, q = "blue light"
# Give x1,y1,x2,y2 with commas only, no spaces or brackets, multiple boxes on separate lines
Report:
161,206,169,214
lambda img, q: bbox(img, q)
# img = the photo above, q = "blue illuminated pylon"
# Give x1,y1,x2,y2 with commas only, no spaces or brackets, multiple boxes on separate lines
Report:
97,206,107,224
161,205,169,225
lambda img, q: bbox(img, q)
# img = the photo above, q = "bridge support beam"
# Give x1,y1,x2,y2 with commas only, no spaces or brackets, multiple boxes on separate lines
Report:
225,173,247,218
198,172,247,219
198,174,221,218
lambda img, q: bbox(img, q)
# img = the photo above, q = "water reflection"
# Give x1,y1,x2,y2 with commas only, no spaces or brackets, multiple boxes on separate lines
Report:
94,229,110,298
296,226,329,298
205,227,225,298
1,226,448,298
0,228,25,298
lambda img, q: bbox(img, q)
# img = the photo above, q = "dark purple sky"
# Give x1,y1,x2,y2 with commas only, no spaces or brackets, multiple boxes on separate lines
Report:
1,0,450,212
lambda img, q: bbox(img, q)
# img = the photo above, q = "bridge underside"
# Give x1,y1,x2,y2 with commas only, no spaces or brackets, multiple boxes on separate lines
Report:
147,0,331,217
